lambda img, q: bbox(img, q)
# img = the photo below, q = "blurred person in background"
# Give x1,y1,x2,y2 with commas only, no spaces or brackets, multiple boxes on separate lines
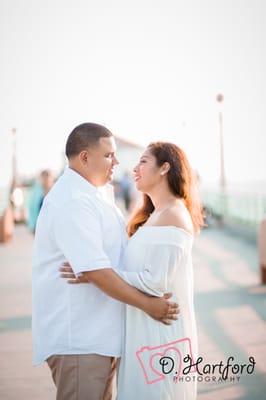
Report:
120,171,134,212
27,169,54,233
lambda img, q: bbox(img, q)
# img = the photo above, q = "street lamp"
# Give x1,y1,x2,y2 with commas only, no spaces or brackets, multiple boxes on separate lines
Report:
10,127,18,193
216,94,226,192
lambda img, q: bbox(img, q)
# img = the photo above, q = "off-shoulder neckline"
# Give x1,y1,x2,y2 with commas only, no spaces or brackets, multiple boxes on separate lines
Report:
139,225,194,238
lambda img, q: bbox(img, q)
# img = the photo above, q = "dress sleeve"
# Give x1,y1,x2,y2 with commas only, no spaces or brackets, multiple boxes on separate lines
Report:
116,243,184,297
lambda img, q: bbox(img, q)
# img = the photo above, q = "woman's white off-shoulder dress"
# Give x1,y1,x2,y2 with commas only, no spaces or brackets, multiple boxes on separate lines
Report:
117,226,197,400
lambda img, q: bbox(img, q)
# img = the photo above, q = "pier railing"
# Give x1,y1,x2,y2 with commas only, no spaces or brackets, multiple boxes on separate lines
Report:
202,190,266,236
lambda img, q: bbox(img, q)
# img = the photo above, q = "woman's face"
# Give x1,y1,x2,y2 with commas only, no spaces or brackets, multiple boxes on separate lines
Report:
133,149,162,193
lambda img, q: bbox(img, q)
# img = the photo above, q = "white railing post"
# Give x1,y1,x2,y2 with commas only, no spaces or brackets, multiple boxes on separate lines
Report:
258,218,266,284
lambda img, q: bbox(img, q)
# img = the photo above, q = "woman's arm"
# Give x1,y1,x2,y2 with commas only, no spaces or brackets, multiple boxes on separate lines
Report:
115,244,183,296
60,243,183,297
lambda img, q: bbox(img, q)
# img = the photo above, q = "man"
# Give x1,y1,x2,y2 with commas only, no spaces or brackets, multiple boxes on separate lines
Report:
32,123,179,400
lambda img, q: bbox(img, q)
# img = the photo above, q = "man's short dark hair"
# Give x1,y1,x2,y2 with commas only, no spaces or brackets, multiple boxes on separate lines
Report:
65,123,113,159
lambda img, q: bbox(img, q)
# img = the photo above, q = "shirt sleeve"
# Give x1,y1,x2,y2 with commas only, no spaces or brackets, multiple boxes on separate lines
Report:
53,196,112,275
116,243,184,297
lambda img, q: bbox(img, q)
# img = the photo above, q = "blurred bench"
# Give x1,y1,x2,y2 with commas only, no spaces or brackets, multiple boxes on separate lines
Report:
0,188,14,243
0,206,14,243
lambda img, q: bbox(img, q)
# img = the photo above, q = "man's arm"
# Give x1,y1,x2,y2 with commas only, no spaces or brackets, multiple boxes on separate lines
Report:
82,268,179,324
60,264,179,324
54,199,179,324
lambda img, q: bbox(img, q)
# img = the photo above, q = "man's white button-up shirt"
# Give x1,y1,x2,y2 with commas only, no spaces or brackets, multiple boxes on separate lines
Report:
32,167,127,365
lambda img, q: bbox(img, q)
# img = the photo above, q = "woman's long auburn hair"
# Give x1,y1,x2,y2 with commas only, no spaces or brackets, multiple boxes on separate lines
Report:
127,142,205,237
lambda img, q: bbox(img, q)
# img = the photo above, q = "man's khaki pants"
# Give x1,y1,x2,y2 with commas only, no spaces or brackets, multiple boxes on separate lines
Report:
47,354,118,400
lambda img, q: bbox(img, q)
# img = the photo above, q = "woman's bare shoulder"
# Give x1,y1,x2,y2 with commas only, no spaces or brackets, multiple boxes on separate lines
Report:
155,205,194,235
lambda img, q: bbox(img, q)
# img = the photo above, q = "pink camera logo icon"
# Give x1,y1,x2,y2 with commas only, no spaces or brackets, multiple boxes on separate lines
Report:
136,337,194,385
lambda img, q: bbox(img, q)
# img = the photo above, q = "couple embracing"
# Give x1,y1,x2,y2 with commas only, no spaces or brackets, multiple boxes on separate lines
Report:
32,122,204,400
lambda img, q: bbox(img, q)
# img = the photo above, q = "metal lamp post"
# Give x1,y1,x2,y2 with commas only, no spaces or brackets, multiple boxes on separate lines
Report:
216,94,227,224
10,127,18,194
216,94,226,192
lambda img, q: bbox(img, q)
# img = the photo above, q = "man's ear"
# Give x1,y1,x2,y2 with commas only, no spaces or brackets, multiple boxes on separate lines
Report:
79,150,89,165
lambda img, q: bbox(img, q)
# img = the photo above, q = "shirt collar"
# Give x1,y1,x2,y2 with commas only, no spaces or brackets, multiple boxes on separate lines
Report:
63,166,98,195
63,167,115,203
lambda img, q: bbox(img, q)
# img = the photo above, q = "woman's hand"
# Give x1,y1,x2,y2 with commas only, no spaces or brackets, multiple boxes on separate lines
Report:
59,262,90,284
145,293,180,325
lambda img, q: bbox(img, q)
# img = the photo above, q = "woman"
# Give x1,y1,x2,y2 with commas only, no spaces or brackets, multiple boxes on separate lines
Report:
62,142,203,399
116,142,203,399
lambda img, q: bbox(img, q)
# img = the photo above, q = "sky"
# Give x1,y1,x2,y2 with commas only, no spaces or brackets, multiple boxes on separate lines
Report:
0,0,265,188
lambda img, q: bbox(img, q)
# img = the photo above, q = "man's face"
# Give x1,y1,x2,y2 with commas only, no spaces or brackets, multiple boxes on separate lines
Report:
86,136,119,186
